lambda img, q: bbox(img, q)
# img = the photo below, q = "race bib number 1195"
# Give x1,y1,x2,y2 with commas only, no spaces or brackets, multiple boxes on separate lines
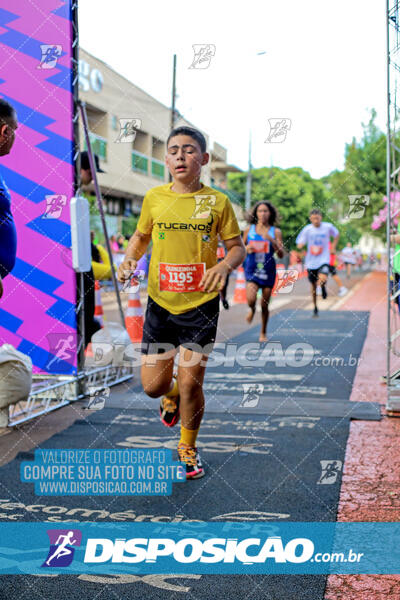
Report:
159,263,206,292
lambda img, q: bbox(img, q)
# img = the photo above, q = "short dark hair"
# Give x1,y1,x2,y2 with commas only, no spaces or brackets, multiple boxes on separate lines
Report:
249,201,278,226
310,208,322,216
167,126,207,153
0,98,16,124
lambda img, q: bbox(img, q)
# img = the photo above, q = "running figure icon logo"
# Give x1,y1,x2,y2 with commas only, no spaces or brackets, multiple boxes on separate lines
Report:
275,269,299,294
191,195,216,219
38,45,62,69
317,460,343,484
84,386,110,410
265,118,291,143
42,529,82,568
346,195,370,220
42,195,67,219
45,333,76,372
240,383,264,408
115,118,142,143
189,44,216,69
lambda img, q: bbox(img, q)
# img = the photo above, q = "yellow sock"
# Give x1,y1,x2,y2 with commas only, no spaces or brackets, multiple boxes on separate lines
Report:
166,377,179,398
180,425,199,447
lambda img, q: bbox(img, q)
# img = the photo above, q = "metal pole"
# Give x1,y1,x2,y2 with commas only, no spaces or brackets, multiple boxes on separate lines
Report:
78,100,126,330
386,0,392,403
171,54,177,132
245,132,252,213
169,54,177,183
71,0,86,392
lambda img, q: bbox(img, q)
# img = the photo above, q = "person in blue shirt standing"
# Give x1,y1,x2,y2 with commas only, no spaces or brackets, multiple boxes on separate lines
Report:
0,99,18,299
243,201,284,342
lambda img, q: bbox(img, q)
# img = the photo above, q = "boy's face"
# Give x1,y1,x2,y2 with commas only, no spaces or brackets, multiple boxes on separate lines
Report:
310,213,322,227
166,134,209,184
0,111,18,156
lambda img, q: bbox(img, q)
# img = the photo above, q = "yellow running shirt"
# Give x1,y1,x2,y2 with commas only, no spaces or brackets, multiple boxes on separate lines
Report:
137,183,241,314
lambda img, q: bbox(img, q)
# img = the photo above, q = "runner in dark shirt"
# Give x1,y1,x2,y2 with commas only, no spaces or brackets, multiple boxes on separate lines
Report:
0,99,18,298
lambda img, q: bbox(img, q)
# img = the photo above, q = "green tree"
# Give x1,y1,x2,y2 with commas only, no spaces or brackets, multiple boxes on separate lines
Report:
228,166,330,249
323,109,387,242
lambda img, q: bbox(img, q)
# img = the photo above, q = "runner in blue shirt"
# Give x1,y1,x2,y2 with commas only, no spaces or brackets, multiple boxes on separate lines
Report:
0,99,18,299
243,201,284,342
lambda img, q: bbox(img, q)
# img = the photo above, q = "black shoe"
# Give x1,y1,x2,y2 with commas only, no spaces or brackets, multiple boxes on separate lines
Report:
222,299,229,310
321,284,327,299
313,307,319,318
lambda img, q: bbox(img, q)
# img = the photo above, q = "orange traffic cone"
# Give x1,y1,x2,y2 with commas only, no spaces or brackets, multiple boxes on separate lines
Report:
94,280,104,327
125,287,144,342
233,267,247,304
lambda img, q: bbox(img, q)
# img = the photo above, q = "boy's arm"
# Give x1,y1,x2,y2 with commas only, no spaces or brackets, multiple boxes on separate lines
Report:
117,230,151,282
274,228,285,258
200,235,246,293
330,234,339,253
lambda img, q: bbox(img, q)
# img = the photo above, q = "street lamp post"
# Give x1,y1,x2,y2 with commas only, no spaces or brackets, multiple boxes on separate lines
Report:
245,51,267,213
245,132,252,213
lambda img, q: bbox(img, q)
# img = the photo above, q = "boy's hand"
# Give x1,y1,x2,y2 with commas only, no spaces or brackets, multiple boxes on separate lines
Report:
200,262,230,293
246,244,255,254
117,258,138,283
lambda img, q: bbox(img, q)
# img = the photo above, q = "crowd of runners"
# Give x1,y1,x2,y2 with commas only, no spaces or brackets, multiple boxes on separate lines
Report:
116,125,359,480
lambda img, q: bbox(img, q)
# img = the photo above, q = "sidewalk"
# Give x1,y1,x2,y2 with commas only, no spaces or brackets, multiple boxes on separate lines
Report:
325,271,400,599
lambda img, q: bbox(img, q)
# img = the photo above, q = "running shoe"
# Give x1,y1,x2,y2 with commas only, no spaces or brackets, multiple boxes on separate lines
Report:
222,299,230,310
338,286,348,297
321,284,327,299
313,307,319,318
159,378,180,427
177,443,205,479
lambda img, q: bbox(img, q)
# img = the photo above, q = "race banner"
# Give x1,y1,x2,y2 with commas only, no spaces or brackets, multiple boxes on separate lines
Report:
0,0,77,374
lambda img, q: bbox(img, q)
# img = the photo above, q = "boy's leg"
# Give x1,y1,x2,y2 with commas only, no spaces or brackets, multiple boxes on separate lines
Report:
311,281,318,313
178,347,208,431
176,347,210,479
141,348,177,398
308,269,319,315
260,287,272,342
246,281,258,323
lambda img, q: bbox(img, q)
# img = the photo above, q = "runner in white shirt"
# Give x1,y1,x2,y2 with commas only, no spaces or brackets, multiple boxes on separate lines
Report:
296,209,347,317
340,242,357,279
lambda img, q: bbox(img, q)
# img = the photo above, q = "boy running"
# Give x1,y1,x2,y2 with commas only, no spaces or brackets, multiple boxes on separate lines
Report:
117,126,245,479
296,209,340,317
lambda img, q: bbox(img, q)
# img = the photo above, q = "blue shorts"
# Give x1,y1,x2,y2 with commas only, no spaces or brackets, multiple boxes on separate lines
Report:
245,267,276,289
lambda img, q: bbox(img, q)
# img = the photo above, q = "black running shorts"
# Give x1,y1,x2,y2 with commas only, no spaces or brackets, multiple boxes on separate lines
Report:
328,265,337,276
307,263,330,283
141,295,220,355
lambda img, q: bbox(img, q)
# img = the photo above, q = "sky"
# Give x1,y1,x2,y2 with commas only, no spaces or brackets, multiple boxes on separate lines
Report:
78,0,386,179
